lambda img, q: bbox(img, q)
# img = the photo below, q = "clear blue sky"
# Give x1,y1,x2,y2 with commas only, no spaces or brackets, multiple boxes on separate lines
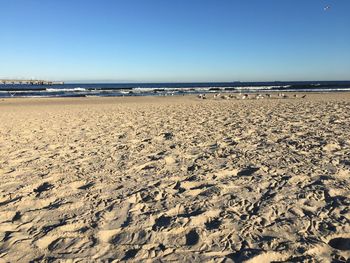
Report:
1,0,349,82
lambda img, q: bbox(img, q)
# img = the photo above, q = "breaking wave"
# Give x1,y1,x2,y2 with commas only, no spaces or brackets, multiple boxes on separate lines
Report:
0,81,349,98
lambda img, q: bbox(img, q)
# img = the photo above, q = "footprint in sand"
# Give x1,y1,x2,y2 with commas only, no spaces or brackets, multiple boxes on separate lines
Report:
180,180,219,197
185,230,200,246
33,182,54,197
122,249,140,261
323,143,341,152
78,182,95,190
205,218,222,230
96,202,137,245
152,215,172,231
328,237,350,251
163,132,174,140
237,167,260,177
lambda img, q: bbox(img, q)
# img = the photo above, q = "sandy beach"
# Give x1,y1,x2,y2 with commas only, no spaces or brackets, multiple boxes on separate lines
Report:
0,93,349,262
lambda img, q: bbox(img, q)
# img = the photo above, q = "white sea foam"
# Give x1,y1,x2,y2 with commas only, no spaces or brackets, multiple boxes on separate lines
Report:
1,84,350,98
132,87,212,93
46,87,87,92
132,85,293,93
0,90,39,93
234,85,291,90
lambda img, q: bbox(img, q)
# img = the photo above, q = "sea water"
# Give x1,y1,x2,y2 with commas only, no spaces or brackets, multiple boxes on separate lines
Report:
1,81,350,98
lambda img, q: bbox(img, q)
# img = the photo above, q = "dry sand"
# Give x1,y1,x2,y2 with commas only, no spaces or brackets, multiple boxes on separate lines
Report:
0,94,350,262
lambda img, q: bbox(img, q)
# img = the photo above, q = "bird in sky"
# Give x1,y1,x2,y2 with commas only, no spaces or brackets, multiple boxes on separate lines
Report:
324,5,331,11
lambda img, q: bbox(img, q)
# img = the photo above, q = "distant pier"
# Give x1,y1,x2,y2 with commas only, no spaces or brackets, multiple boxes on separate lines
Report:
0,79,64,85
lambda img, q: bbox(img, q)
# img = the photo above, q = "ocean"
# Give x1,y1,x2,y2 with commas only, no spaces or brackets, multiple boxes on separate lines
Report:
1,81,350,98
